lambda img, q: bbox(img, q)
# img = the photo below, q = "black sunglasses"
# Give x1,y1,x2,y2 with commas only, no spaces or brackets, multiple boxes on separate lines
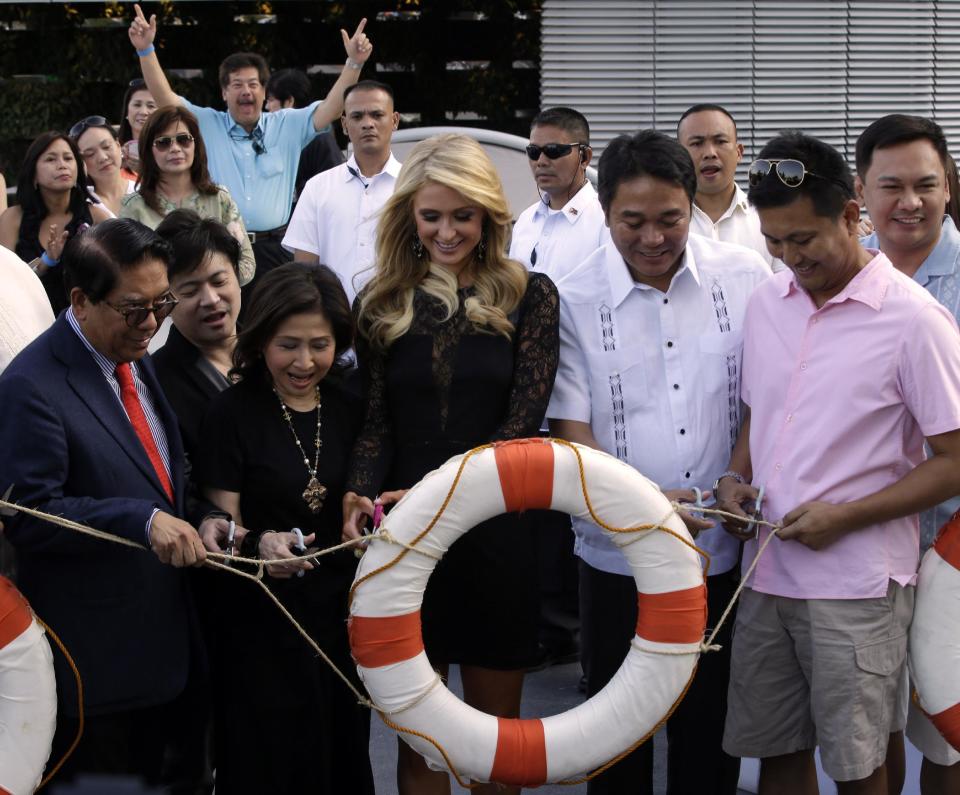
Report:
128,78,146,89
105,295,179,328
748,158,849,190
525,142,583,161
153,133,195,152
69,115,109,139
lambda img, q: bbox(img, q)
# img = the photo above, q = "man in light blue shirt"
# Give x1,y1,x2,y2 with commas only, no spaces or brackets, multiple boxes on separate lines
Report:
857,112,960,792
128,4,373,276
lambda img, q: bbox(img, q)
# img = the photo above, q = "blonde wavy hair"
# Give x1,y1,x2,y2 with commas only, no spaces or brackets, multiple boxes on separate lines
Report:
358,133,528,350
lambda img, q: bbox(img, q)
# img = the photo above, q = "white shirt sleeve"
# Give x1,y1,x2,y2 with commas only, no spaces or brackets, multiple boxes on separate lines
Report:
546,293,592,423
282,177,323,255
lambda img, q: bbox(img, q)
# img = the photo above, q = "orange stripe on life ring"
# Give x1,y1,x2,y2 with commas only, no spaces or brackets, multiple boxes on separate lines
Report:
929,701,960,752
0,576,31,649
348,611,423,668
934,512,960,572
635,584,707,644
494,438,554,513
490,717,548,786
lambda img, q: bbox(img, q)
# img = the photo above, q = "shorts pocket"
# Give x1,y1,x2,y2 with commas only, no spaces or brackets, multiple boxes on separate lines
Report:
854,634,907,676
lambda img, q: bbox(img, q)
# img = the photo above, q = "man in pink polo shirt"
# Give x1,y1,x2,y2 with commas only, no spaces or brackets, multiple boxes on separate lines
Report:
716,131,960,795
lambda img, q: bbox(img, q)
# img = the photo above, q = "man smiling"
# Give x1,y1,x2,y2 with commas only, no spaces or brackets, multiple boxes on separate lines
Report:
717,131,960,795
548,130,769,794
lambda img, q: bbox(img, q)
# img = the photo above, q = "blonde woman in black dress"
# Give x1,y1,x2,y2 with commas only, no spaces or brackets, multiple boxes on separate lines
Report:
344,133,560,795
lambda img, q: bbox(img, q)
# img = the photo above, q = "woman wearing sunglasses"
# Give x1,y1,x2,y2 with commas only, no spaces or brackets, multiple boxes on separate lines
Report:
120,106,255,286
0,131,110,314
69,116,136,218
118,78,158,177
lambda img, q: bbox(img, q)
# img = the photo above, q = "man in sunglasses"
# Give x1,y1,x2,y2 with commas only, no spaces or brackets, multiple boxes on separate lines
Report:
716,131,960,795
509,107,609,281
0,219,224,785
548,130,770,795
677,103,782,272
127,3,372,280
857,114,960,793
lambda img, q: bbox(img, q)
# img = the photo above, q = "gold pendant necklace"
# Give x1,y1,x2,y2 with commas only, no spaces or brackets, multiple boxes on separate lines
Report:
274,385,326,513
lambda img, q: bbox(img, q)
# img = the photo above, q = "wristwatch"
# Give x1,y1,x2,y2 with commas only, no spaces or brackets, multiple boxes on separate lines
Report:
712,470,745,493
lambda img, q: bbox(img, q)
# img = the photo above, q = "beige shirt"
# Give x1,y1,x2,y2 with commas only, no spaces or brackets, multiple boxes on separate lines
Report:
690,183,784,272
120,185,255,286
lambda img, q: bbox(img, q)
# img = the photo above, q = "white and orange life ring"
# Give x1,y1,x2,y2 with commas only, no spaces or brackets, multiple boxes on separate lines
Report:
349,438,706,786
910,512,960,752
0,576,57,795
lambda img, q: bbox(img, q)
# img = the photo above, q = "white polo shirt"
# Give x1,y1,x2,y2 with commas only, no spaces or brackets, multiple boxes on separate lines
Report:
548,235,771,576
509,181,610,282
691,183,784,272
282,152,401,305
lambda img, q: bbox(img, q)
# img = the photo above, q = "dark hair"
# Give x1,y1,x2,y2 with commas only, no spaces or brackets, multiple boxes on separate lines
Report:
218,52,269,90
233,262,354,382
343,79,395,105
136,106,218,214
748,130,855,218
855,114,949,176
677,103,737,135
15,132,95,262
119,78,150,144
598,130,696,209
265,69,311,109
531,106,590,147
947,154,960,230
155,209,241,280
63,218,173,302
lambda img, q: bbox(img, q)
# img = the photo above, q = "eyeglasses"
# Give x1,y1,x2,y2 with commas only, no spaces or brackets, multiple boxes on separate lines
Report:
153,133,195,152
128,78,146,88
748,158,849,190
69,115,109,139
525,142,583,161
104,295,179,327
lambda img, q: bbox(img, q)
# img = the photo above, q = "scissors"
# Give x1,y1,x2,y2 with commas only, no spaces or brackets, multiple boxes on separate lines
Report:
744,484,765,540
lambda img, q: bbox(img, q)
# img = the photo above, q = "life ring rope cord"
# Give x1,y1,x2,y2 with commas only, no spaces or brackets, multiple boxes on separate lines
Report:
0,439,786,788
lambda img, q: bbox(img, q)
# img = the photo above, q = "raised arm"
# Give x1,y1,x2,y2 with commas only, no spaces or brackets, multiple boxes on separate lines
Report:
311,19,373,131
128,3,181,110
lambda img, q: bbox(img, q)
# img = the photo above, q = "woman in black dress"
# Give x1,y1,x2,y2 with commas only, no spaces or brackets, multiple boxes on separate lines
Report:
194,263,374,795
343,133,560,795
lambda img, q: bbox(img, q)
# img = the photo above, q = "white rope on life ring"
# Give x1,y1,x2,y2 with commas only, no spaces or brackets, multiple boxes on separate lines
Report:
348,438,706,786
910,512,960,752
0,576,57,795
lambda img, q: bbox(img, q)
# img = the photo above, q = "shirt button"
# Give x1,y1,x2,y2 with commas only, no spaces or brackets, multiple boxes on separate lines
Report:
775,463,783,471
787,413,793,422
812,318,819,324
663,298,669,304
684,471,691,478
673,383,680,390
666,341,674,348
679,428,686,435
800,362,808,370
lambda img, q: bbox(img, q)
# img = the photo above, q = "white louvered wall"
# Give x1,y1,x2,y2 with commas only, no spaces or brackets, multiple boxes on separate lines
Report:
542,0,960,175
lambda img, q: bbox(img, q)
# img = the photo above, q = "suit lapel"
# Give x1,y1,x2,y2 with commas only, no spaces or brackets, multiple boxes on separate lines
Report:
53,318,177,509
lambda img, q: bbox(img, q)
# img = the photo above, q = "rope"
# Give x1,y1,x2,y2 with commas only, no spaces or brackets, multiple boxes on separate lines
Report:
0,440,783,789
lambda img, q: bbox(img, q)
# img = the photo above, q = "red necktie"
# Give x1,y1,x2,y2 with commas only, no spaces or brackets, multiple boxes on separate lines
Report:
115,362,173,503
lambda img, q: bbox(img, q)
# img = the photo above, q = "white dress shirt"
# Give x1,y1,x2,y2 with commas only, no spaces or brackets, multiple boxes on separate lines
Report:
548,235,771,576
0,248,54,373
691,183,784,272
509,181,610,282
282,152,401,305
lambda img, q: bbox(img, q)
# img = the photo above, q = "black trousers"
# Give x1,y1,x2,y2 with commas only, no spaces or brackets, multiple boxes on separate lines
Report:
532,509,580,657
580,560,741,795
239,238,293,322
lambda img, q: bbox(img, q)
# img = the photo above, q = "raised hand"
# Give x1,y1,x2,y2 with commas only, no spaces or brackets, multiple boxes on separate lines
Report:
342,18,373,65
44,224,69,262
128,3,157,51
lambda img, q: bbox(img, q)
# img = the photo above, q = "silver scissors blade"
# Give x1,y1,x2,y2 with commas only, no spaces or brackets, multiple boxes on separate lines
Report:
0,484,17,517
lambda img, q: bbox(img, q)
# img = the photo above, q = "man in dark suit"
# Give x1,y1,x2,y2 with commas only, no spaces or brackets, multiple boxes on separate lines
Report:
0,219,215,786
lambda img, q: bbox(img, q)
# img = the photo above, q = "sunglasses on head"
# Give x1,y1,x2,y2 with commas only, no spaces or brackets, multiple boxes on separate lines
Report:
152,133,195,152
105,295,179,328
69,115,109,139
748,158,849,190
525,142,583,161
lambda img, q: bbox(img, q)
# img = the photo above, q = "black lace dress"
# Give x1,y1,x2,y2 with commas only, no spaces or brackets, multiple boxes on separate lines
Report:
348,272,560,669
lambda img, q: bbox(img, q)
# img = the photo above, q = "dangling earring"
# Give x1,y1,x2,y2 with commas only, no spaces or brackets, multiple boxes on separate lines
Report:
412,235,425,259
477,231,487,262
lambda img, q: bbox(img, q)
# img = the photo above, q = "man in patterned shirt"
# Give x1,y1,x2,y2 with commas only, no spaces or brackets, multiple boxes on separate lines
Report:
548,130,770,794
